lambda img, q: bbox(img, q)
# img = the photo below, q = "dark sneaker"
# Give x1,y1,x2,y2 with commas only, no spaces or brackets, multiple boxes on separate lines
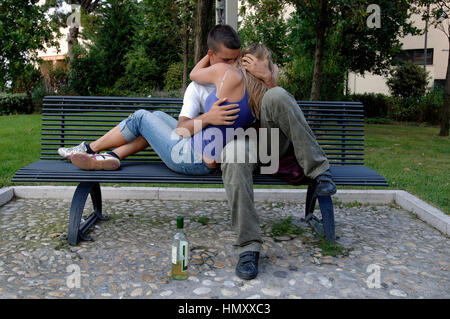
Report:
235,251,259,280
58,141,88,159
71,153,120,171
315,170,337,196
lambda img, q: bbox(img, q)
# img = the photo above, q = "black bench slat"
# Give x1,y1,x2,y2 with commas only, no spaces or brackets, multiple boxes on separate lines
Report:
44,95,183,101
12,161,388,186
42,123,117,127
43,118,129,123
42,108,181,113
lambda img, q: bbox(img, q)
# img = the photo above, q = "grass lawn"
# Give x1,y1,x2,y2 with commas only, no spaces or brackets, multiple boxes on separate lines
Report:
1,114,449,214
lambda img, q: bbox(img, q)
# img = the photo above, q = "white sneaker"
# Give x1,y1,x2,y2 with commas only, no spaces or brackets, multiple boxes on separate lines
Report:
71,153,120,171
58,142,88,159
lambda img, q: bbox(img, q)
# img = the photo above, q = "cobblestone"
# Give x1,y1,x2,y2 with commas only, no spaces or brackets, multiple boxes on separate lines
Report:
0,198,448,299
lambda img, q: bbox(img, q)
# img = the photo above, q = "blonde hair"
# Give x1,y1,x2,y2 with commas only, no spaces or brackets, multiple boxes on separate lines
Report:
235,44,274,119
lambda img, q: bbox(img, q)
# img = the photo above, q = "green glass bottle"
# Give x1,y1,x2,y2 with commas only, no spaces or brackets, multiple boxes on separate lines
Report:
171,216,188,280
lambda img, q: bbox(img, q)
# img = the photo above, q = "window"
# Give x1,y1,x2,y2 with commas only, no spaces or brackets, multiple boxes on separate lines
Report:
396,49,434,65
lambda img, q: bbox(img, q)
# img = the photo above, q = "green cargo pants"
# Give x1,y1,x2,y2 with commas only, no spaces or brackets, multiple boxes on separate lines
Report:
220,87,330,254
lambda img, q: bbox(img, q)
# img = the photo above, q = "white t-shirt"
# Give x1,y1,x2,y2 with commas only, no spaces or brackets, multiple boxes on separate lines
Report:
179,81,215,119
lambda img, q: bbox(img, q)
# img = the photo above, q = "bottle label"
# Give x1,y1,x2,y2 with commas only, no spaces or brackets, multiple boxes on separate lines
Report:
171,245,177,264
180,240,188,271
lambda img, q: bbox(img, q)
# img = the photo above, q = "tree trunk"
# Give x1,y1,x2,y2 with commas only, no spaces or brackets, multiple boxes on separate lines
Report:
67,27,79,62
194,0,214,63
439,34,449,137
67,0,77,63
182,23,189,92
310,0,327,101
67,1,99,62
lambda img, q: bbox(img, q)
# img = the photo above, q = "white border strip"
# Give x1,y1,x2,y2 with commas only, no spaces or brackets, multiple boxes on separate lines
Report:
0,187,14,207
2,186,449,236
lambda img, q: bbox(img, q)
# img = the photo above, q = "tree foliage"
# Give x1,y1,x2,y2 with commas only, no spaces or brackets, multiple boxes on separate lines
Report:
239,0,291,66
0,0,61,92
68,0,140,95
240,0,424,100
387,61,430,99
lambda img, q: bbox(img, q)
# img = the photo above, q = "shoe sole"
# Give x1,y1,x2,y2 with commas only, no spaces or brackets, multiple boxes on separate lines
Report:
71,153,120,171
235,270,258,280
58,149,71,160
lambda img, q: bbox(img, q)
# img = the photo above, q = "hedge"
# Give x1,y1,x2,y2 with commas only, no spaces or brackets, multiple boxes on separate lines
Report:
348,88,443,125
0,93,33,115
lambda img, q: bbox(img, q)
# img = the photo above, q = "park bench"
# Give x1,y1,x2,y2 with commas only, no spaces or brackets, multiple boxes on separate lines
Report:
12,95,388,245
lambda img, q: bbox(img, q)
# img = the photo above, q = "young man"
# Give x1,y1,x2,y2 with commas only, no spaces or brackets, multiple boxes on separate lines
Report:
178,25,336,280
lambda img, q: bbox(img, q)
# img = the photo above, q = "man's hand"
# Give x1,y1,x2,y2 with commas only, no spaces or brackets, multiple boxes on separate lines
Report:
242,53,278,88
204,98,240,126
175,98,239,138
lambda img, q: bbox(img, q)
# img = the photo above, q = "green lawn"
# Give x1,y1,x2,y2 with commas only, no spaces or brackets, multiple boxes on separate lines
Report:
1,114,449,214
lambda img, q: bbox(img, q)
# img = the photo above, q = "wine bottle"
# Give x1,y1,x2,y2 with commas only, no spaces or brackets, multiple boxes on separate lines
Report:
171,216,188,280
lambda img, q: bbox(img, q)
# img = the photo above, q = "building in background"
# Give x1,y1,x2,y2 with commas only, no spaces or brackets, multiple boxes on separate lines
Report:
347,6,448,95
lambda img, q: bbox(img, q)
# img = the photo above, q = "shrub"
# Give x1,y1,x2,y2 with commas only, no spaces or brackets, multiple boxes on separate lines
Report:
164,62,185,91
0,93,33,115
348,93,392,118
387,88,443,124
417,87,444,125
279,54,346,101
387,61,429,99
118,46,160,93
10,64,42,95
388,96,422,122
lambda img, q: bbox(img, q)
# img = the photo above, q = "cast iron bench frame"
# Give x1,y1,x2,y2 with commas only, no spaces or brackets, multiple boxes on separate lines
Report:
12,95,388,245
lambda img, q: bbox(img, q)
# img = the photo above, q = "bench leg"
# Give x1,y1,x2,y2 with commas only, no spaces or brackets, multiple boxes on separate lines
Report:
302,184,336,243
317,196,335,243
68,182,110,245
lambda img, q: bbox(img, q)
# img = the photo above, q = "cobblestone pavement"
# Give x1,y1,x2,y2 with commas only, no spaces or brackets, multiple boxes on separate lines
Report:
0,197,448,299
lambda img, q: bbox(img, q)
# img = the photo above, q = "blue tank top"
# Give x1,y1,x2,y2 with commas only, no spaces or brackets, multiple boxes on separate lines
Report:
190,86,255,161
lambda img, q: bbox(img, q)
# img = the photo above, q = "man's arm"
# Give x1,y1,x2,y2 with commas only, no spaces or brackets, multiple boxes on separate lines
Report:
190,54,218,85
175,98,240,138
242,54,279,88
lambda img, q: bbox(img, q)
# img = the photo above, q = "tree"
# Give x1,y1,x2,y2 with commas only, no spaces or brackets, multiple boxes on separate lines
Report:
239,1,421,101
239,0,291,66
0,0,60,92
194,0,215,64
286,0,422,100
175,0,196,91
68,0,140,94
416,1,449,136
48,0,104,62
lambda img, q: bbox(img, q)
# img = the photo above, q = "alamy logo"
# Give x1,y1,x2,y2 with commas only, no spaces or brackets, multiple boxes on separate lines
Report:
171,121,280,174
367,4,381,29
66,264,81,288
67,4,81,29
366,264,381,289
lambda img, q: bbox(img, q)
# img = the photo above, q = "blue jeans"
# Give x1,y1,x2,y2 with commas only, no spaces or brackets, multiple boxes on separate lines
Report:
119,109,214,175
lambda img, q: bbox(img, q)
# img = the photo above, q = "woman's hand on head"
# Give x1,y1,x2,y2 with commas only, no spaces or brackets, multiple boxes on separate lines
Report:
242,53,277,88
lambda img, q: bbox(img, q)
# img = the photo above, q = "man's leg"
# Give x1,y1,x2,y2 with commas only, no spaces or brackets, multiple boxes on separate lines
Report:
260,87,336,195
221,136,262,280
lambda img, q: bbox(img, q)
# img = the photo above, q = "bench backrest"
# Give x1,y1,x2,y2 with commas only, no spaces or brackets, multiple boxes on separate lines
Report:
41,96,365,165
